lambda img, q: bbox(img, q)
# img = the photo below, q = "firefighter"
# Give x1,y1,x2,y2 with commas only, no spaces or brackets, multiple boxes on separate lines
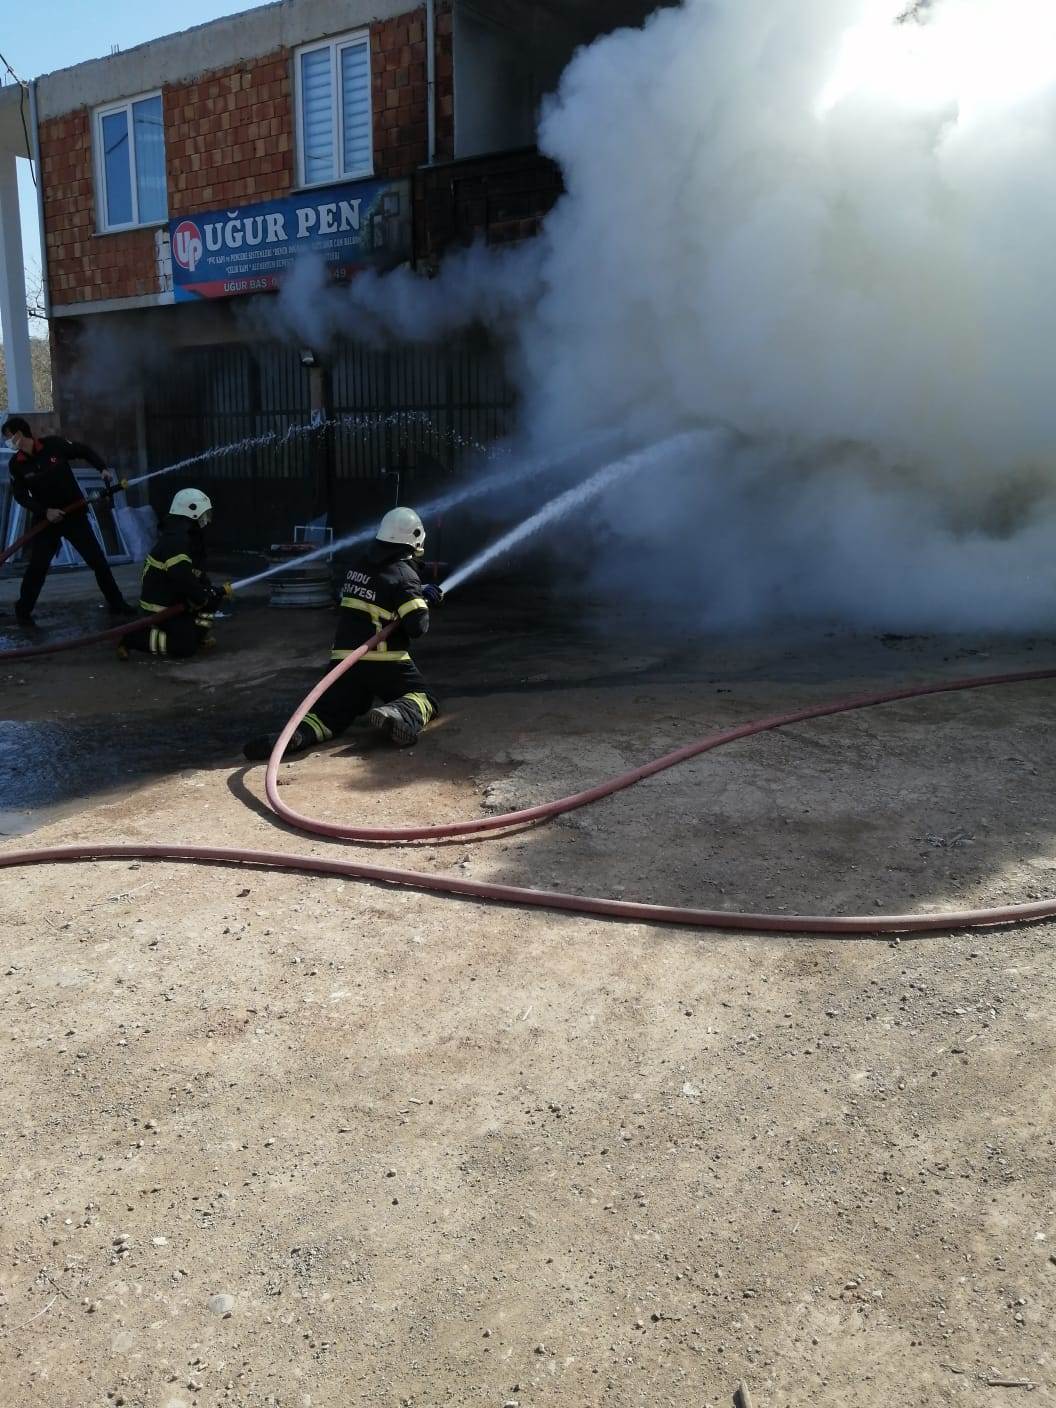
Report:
1,415,135,624
243,506,443,760
119,488,229,660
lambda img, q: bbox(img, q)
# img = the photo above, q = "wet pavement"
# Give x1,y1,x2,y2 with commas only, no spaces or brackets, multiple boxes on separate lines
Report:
5,559,1056,840
0,704,271,838
0,565,303,837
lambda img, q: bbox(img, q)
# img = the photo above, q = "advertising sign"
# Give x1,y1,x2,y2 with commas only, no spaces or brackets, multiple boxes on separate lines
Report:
169,177,412,301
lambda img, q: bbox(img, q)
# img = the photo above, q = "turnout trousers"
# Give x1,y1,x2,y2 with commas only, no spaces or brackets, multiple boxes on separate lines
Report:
18,513,125,614
124,605,216,660
301,659,439,744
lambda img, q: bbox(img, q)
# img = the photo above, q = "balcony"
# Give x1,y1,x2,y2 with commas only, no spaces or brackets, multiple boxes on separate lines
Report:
415,146,563,264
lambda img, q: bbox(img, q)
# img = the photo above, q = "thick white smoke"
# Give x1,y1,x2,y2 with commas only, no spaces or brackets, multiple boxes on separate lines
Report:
278,0,1056,629
262,238,543,350
523,0,1056,628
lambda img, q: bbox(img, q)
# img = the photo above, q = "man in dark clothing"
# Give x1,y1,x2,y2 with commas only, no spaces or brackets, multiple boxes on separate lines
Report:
2,414,134,625
243,507,443,760
120,488,229,660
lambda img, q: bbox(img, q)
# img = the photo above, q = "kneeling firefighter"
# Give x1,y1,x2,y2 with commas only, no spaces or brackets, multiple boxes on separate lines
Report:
120,488,230,660
243,507,442,760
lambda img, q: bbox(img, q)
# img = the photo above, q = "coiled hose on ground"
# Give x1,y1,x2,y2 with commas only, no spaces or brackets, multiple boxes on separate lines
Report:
1,618,1054,934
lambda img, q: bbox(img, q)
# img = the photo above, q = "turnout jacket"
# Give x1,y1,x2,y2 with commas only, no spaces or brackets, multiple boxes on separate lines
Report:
9,436,108,516
332,544,430,662
138,518,216,612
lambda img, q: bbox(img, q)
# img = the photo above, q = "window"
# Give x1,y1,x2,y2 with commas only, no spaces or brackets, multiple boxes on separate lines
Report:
94,92,168,231
296,32,373,188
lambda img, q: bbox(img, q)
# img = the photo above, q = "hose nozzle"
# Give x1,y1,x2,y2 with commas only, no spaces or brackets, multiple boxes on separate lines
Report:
89,478,129,503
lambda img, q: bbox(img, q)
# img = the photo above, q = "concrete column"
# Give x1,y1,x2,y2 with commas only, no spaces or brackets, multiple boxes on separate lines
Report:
0,149,34,411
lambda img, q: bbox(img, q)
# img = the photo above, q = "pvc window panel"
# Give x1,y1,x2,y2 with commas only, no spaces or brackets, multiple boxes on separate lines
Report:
340,43,372,175
132,95,167,224
301,48,335,185
101,109,133,227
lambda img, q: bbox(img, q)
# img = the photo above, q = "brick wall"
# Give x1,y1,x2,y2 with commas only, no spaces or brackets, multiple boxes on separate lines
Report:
40,110,158,307
373,6,430,176
435,0,455,162
167,52,294,215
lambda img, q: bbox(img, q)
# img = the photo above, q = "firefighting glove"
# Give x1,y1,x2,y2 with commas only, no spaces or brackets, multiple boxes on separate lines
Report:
422,584,444,607
206,583,231,609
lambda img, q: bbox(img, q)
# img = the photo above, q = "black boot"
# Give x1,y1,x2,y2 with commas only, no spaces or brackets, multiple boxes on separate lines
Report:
243,728,312,762
366,703,419,747
108,600,138,618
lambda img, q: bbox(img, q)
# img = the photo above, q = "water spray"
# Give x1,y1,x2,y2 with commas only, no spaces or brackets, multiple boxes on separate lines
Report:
123,411,498,492
231,426,632,594
440,430,715,595
230,528,374,593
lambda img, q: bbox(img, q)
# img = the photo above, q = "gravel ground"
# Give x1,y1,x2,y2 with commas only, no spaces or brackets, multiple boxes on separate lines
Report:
1,581,1055,1407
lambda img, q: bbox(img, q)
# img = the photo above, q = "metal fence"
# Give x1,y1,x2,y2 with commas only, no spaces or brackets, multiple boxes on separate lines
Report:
142,337,516,551
144,342,314,484
329,339,515,480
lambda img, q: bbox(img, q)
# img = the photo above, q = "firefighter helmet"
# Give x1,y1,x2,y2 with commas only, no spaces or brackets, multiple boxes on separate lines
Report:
377,506,426,557
169,488,213,525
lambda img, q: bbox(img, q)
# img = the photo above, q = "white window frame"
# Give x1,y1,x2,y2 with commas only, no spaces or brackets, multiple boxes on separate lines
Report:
294,30,375,190
93,89,168,233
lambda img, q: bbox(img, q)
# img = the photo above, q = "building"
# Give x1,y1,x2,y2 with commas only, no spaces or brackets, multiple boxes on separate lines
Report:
6,0,660,549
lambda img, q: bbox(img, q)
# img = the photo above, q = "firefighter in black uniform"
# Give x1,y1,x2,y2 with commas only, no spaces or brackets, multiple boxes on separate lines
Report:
2,414,134,624
243,507,443,760
120,488,230,660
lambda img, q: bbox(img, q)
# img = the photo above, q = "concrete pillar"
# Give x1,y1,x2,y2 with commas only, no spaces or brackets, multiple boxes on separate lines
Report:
0,149,34,411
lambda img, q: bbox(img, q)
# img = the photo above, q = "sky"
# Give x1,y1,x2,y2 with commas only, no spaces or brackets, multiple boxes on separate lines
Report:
3,0,262,333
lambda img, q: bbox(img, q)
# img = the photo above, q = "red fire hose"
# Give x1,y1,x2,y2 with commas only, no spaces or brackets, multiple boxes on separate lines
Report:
0,606,184,661
0,496,91,570
1,620,1055,934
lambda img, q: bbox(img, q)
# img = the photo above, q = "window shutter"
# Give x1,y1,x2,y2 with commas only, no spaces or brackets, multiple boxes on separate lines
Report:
101,109,133,227
133,95,167,223
301,48,335,184
340,41,372,176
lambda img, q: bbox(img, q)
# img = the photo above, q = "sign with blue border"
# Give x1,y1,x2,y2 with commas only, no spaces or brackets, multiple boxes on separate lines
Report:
169,177,411,301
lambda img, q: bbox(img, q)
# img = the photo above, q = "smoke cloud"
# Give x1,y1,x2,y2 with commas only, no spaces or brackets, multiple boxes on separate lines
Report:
261,238,544,351
282,0,1056,629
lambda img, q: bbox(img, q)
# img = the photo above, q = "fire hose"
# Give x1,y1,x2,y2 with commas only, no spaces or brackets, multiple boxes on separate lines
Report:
0,496,93,570
0,606,184,661
1,618,1055,934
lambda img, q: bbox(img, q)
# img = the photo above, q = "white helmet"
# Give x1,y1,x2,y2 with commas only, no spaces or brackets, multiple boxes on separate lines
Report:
377,506,425,558
169,488,213,525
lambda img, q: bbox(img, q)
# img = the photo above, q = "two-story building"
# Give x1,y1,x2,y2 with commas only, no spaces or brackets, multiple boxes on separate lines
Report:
18,0,659,545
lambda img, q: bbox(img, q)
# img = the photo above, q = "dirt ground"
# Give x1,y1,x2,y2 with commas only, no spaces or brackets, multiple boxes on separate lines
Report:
1,569,1055,1407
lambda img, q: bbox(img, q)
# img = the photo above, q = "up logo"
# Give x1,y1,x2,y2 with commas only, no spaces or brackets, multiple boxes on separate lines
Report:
172,220,204,273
